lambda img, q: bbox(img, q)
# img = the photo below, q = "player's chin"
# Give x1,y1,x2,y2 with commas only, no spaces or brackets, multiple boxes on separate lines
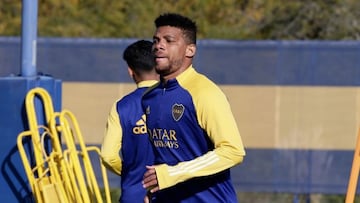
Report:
155,65,169,74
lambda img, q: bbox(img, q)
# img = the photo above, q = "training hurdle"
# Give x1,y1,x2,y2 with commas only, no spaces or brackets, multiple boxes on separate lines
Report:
346,127,360,203
17,87,111,202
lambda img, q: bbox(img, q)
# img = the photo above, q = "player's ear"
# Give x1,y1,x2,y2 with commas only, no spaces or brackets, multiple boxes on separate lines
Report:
185,44,196,58
127,67,134,79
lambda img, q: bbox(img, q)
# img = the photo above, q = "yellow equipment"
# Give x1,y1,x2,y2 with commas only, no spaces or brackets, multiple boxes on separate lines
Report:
17,87,111,203
346,127,360,203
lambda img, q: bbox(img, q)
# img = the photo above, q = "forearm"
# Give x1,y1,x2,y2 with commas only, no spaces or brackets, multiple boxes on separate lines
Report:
155,146,244,190
101,102,123,176
101,155,122,176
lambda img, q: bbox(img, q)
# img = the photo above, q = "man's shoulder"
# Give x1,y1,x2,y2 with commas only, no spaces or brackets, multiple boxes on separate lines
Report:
116,89,143,106
142,83,159,98
185,71,220,93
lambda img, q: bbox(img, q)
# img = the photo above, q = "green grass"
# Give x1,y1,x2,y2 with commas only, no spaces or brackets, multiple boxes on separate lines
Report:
101,188,360,203
100,188,121,203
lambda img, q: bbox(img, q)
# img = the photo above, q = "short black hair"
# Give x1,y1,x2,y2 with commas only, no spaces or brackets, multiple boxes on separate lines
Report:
155,13,197,44
123,40,155,74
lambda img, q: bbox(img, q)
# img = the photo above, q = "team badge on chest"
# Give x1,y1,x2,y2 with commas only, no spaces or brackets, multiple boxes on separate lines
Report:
172,103,185,121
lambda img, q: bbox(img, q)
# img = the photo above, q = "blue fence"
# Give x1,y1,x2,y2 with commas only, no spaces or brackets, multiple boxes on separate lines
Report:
1,37,360,86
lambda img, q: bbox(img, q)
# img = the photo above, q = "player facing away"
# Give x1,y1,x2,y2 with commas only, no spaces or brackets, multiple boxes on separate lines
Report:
101,40,159,203
142,13,246,203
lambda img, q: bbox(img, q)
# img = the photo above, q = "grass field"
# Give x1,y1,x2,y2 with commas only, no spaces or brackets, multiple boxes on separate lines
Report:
102,188,359,203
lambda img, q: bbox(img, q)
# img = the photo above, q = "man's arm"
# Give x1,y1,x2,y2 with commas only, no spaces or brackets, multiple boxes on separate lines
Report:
101,103,123,176
143,84,245,191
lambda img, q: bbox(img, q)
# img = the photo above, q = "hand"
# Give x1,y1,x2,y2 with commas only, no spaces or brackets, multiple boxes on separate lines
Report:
144,195,149,203
144,191,152,203
143,165,160,193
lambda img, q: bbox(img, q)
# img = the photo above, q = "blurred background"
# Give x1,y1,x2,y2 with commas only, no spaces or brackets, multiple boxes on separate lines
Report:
1,0,360,202
2,0,360,40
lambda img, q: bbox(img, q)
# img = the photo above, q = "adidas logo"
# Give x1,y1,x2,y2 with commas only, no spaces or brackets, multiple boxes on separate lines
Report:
133,114,147,134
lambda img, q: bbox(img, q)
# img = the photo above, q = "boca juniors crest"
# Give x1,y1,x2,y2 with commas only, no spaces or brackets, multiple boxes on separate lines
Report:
172,103,184,121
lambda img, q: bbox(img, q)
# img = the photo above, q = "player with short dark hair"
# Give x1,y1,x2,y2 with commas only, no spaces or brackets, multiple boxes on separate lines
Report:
142,13,246,203
101,40,159,203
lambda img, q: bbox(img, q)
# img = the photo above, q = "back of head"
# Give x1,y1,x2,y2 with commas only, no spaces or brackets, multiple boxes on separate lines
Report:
123,40,155,75
154,13,197,45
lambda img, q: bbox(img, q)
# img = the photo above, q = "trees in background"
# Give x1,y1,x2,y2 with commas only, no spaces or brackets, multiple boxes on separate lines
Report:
0,0,360,40
256,0,360,39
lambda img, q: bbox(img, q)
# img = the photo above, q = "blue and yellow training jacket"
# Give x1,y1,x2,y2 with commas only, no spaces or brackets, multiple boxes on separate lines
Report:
142,66,246,203
101,80,157,203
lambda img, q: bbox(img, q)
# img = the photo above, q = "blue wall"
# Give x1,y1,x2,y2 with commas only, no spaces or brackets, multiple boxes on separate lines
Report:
1,37,360,86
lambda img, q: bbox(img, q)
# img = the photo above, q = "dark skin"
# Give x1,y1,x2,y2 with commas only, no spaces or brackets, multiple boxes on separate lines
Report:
151,25,195,83
142,25,196,200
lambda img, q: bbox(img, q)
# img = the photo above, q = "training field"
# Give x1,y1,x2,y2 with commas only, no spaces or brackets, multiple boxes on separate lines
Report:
1,37,360,202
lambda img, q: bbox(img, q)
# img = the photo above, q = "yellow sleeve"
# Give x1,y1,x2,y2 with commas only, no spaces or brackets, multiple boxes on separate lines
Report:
197,82,246,166
155,74,245,189
100,102,123,176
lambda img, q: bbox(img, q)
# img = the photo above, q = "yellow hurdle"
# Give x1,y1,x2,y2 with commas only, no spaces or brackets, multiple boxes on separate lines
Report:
56,110,111,203
346,127,360,203
17,87,111,203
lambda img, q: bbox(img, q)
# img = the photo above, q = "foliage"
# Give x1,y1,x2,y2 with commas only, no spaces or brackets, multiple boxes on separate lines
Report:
1,0,360,39
0,1,22,35
255,0,360,40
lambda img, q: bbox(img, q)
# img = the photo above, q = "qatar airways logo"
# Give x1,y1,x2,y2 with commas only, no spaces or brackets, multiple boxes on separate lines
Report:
148,128,179,148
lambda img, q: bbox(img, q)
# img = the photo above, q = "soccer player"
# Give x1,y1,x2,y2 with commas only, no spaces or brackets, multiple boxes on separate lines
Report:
142,13,246,202
101,40,159,203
